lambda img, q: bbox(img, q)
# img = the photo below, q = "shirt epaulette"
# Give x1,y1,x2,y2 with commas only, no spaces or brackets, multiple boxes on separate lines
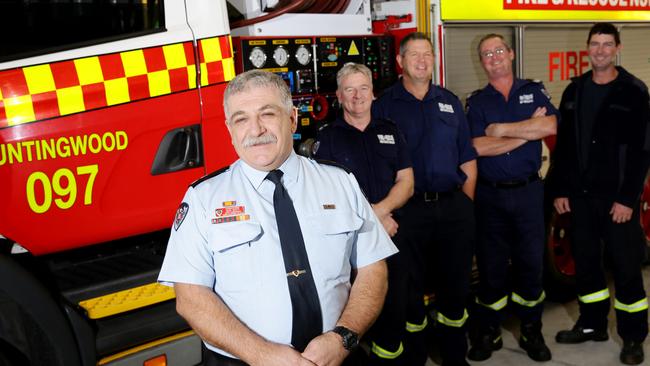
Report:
467,88,482,101
313,159,353,174
191,165,230,188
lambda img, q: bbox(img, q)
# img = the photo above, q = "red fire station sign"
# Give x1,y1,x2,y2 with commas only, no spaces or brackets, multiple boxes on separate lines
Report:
441,0,650,21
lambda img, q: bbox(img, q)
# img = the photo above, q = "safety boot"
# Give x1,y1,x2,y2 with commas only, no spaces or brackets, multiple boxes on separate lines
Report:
467,326,502,361
555,324,609,344
620,340,644,365
519,321,552,362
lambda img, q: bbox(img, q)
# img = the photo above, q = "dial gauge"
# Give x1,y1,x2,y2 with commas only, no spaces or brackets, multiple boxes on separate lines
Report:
295,45,312,66
273,46,289,67
249,47,267,68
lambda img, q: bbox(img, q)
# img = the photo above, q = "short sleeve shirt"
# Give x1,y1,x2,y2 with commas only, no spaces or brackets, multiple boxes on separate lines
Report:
158,152,397,357
372,80,477,193
466,79,559,181
313,116,412,204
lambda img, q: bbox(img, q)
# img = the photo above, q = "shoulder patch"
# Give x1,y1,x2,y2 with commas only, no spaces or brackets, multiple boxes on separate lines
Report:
191,165,231,188
313,159,352,174
174,202,189,231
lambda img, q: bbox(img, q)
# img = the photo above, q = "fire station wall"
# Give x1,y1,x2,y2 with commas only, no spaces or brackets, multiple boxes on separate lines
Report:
620,26,650,88
444,24,650,107
443,26,515,104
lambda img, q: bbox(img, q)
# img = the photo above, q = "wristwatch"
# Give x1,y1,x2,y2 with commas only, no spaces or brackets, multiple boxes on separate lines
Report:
331,326,359,351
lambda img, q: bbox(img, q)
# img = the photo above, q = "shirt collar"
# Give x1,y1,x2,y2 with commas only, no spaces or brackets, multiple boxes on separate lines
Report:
392,78,440,102
484,78,530,97
240,150,300,190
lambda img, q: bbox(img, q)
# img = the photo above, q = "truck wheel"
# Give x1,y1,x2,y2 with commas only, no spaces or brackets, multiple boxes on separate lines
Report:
544,211,576,302
639,177,650,263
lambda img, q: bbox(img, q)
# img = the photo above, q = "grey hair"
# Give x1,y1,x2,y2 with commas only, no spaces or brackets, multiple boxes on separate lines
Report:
477,33,512,60
223,70,293,119
336,63,373,90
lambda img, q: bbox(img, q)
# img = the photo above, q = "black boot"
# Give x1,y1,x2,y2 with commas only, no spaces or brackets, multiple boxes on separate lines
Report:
620,340,644,365
555,324,609,344
519,322,551,362
468,326,502,361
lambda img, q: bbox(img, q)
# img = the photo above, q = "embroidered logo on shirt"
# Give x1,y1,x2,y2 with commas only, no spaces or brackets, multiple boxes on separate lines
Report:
438,102,454,113
377,134,395,144
519,94,534,104
174,202,189,231
323,204,336,210
212,202,250,224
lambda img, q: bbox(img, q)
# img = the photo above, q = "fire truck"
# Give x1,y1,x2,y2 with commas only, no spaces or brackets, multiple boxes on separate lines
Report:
2,1,650,365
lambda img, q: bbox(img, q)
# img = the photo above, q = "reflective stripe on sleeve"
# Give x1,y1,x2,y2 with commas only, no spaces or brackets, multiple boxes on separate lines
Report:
371,341,404,359
405,316,428,333
476,295,508,311
511,291,546,308
436,309,468,328
578,289,610,304
614,298,649,313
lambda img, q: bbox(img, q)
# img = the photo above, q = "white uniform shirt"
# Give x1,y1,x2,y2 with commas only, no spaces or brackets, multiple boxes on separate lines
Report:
158,151,397,356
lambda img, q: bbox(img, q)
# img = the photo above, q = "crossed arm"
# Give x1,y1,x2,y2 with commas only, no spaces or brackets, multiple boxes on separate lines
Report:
473,107,557,157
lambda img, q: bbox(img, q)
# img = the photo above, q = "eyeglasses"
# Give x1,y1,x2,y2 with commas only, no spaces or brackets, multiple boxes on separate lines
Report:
481,48,506,58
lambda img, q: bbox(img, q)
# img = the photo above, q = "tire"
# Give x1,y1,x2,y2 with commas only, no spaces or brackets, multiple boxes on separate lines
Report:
544,211,576,303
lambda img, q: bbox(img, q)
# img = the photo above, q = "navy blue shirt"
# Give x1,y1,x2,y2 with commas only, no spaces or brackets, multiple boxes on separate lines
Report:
466,79,558,181
313,116,412,204
372,80,477,193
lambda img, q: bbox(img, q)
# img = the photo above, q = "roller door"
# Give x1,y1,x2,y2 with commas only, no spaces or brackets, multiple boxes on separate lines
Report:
620,26,650,88
443,26,514,104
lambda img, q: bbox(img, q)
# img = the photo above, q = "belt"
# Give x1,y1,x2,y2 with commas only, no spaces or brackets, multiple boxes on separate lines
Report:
412,187,460,202
478,173,540,189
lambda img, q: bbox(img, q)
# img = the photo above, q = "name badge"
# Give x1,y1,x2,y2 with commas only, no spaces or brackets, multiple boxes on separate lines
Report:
519,93,534,104
377,134,395,144
438,102,454,113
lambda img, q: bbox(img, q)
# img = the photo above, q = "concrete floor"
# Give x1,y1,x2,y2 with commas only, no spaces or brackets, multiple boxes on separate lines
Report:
424,267,650,366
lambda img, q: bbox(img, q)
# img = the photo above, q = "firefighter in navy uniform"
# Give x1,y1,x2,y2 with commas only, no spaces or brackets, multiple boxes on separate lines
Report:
372,32,478,366
549,23,650,365
465,33,557,362
313,63,419,365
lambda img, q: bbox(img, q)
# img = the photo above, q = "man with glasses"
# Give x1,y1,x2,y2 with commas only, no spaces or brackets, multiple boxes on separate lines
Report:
373,32,478,366
549,23,650,365
465,33,557,362
313,62,417,365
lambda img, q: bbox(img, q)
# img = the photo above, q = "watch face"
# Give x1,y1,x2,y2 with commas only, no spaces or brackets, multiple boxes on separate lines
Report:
333,326,359,350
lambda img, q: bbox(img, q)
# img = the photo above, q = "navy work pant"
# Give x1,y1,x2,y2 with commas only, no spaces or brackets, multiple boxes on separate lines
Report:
397,190,475,363
367,221,428,366
474,179,545,328
569,196,648,342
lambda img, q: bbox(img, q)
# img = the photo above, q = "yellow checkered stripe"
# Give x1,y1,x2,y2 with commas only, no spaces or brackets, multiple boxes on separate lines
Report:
0,35,235,128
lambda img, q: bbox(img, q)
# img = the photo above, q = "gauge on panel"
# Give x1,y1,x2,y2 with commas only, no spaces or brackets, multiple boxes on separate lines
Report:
273,46,289,67
295,45,312,66
249,47,267,68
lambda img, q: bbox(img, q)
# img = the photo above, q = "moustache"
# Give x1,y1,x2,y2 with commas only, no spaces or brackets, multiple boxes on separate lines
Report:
242,133,278,148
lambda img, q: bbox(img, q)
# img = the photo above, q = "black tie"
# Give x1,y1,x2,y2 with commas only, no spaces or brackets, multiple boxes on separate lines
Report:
266,169,323,352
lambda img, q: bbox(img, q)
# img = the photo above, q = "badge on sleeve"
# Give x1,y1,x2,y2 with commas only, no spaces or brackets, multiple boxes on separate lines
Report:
541,87,551,100
174,202,189,231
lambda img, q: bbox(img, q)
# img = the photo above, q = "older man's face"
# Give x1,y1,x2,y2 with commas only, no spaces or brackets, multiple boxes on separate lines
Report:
337,72,373,120
225,85,296,171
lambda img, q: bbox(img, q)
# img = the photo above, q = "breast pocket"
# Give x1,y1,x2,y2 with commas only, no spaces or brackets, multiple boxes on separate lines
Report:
305,210,363,280
207,221,263,293
437,113,460,143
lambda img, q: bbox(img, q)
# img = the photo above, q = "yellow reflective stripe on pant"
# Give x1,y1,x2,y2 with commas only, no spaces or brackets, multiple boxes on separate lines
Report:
406,316,428,333
511,291,546,308
476,295,508,311
436,309,468,328
614,298,649,313
578,289,610,304
371,341,404,359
